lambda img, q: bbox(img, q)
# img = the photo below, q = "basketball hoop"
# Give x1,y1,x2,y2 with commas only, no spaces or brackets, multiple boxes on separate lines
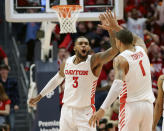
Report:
52,5,82,34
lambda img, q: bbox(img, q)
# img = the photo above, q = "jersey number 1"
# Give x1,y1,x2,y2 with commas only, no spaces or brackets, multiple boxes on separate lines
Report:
139,60,146,76
73,77,79,88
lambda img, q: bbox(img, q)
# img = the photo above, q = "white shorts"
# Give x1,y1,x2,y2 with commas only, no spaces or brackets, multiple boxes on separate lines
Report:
119,101,153,131
59,104,96,131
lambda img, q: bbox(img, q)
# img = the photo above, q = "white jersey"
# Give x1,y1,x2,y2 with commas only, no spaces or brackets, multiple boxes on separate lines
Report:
62,55,98,108
119,46,155,104
127,17,147,39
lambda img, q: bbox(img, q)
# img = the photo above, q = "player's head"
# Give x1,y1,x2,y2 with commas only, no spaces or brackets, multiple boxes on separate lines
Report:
74,36,91,59
115,29,133,50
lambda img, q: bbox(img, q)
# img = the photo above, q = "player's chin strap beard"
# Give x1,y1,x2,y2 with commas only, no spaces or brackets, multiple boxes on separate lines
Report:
76,51,89,61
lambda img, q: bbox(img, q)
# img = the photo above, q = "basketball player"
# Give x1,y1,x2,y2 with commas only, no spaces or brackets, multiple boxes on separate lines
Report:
29,19,119,130
89,10,155,131
152,75,164,131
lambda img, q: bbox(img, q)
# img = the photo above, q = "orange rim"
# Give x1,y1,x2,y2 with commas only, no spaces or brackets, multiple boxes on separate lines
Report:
52,5,82,11
52,5,82,18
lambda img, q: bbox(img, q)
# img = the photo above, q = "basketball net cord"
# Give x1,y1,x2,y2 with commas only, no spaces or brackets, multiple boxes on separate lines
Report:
55,7,81,33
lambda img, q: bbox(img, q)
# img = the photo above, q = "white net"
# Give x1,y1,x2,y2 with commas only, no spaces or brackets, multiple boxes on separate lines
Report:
54,6,81,34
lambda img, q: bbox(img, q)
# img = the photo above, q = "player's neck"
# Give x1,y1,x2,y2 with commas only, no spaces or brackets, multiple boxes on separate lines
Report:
120,45,135,53
74,56,87,64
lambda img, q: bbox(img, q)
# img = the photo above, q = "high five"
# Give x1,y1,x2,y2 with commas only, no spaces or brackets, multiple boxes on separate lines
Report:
89,10,155,131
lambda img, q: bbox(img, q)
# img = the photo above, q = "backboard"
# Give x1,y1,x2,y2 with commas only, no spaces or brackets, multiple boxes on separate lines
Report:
5,0,123,22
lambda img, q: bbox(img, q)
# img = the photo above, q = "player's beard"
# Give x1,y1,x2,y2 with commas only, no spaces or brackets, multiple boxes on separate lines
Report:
76,50,89,60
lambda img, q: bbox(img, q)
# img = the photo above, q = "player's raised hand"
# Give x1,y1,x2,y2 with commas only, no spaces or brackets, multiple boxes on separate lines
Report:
98,9,121,32
105,10,119,30
89,108,105,127
98,14,111,31
29,94,42,107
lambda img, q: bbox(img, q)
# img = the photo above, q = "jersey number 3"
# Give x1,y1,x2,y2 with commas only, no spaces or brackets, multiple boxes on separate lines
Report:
73,77,79,88
139,60,146,76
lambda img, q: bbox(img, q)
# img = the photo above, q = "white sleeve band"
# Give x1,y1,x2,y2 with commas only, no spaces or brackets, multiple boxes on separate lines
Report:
40,72,64,97
101,79,124,111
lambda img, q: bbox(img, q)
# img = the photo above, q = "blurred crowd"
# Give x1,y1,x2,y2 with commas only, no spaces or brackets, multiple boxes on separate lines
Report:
0,3,19,130
55,1,164,130
54,0,164,130
2,0,164,130
0,64,19,131
0,35,19,131
0,24,19,131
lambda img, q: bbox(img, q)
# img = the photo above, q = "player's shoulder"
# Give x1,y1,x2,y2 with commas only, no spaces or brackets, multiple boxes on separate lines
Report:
113,55,128,67
135,45,145,51
67,55,75,60
114,55,126,61
65,55,75,63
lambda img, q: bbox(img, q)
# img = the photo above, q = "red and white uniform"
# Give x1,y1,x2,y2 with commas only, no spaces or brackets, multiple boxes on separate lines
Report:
60,55,98,131
119,46,155,131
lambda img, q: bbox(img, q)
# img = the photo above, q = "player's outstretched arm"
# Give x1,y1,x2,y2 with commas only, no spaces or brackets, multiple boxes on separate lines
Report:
99,14,118,50
91,45,118,67
89,56,128,127
152,75,164,131
29,61,65,107
100,56,127,110
91,13,119,68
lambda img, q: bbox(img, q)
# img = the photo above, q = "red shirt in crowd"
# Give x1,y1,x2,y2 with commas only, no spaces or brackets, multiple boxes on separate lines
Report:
0,99,11,110
111,111,119,131
0,47,7,59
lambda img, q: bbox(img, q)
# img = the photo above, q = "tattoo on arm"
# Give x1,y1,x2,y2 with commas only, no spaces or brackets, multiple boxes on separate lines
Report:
94,31,118,65
101,47,117,64
91,31,119,67
109,30,116,49
113,57,125,81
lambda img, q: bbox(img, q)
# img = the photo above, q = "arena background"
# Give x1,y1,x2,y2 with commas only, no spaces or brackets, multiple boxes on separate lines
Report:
0,0,164,131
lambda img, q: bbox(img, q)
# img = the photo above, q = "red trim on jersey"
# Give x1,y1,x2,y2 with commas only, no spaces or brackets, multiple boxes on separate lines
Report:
120,123,125,131
119,81,127,131
91,80,97,114
119,108,125,118
91,104,96,114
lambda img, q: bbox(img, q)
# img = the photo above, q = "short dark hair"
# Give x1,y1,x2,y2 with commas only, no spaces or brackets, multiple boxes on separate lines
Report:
75,36,89,44
115,29,133,45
